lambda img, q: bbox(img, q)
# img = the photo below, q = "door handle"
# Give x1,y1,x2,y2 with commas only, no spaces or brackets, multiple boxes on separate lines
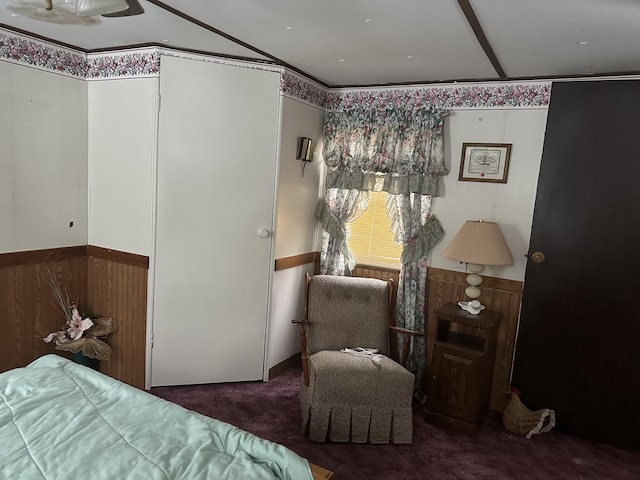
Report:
257,228,271,238
529,251,545,264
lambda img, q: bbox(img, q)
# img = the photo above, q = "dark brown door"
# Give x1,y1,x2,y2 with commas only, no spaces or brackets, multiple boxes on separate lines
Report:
512,80,640,449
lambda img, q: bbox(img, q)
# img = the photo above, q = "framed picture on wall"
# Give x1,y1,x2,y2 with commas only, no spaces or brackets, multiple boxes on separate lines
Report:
459,143,512,183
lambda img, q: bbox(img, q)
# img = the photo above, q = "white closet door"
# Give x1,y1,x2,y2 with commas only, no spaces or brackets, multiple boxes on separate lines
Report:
151,56,280,386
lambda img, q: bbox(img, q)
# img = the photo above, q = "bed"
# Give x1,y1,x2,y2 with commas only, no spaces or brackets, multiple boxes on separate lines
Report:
0,355,331,480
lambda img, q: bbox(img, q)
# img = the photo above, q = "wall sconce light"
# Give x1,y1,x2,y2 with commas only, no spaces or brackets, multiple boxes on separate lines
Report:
296,137,315,176
442,220,513,313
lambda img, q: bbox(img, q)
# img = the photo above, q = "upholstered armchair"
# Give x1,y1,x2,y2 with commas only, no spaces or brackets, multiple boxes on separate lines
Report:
292,274,422,444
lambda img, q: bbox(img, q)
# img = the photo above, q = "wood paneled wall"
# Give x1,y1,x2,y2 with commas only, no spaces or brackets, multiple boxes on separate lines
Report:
353,264,523,413
0,247,87,372
87,246,148,389
0,246,148,390
425,267,523,412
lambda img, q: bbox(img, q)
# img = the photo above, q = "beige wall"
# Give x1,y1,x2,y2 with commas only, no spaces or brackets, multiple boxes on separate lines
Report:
88,77,158,257
0,61,88,253
267,94,325,371
432,107,549,281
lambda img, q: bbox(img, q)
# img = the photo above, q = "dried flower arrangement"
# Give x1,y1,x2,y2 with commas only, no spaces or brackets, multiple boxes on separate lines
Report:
43,272,116,361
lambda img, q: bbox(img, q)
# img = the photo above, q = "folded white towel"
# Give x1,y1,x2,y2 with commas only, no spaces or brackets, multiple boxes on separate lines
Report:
340,347,383,364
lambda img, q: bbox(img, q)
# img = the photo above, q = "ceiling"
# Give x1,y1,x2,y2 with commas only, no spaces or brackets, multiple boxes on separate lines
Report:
2,0,640,87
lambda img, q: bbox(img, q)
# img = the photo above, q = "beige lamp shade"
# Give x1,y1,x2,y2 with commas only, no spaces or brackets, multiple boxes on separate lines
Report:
442,220,513,266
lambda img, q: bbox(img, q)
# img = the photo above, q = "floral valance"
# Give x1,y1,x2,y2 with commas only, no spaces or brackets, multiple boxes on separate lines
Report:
322,107,449,195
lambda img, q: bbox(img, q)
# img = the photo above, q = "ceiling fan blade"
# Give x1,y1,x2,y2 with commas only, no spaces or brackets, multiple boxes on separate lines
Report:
102,0,144,17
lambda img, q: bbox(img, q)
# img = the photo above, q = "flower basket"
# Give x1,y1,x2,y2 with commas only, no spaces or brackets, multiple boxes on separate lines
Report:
43,271,117,362
71,351,100,370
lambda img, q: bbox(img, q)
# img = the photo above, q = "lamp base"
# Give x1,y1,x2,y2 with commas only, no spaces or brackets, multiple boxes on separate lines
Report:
465,264,483,299
465,285,481,299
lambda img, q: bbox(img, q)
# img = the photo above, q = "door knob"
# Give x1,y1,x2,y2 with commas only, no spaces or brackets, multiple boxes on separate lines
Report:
257,228,271,238
529,251,545,264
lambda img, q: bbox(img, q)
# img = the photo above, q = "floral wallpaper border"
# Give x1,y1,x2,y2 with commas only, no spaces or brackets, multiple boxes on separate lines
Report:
324,83,551,111
86,50,160,79
2,29,550,109
280,75,551,111
280,72,550,111
280,71,329,109
0,31,160,79
0,32,86,77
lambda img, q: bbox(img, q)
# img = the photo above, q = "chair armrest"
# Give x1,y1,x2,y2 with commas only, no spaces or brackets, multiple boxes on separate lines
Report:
389,326,423,337
389,326,423,368
292,318,310,386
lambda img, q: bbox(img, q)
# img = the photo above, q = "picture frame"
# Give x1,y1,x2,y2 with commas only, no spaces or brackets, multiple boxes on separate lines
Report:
458,142,512,183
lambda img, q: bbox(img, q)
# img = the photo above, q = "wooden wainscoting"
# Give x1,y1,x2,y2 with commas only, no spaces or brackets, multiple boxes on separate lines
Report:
87,246,148,389
0,247,88,372
0,245,148,389
425,267,523,412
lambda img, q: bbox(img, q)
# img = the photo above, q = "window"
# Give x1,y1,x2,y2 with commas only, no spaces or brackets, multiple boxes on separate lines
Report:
347,191,402,268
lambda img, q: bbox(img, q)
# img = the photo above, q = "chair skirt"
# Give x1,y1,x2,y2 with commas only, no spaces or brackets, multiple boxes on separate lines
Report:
300,350,414,444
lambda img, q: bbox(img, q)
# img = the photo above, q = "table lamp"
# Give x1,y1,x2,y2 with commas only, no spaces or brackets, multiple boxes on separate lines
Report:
442,220,513,310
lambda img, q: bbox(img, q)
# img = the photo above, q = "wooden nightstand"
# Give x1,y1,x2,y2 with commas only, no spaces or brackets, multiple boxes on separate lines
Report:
424,302,501,435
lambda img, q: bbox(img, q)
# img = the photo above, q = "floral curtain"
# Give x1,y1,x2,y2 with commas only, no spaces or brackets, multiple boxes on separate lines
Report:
387,194,444,380
316,188,369,275
316,106,448,275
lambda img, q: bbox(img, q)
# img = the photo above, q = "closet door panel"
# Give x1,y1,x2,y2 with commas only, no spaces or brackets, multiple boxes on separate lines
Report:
151,56,280,385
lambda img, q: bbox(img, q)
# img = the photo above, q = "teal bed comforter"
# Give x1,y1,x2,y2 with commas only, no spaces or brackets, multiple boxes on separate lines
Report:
0,355,313,480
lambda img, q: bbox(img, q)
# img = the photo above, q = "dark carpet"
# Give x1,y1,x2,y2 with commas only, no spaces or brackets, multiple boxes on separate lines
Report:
152,368,640,480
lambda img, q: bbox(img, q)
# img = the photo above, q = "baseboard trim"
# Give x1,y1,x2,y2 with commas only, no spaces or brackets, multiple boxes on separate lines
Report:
268,352,301,381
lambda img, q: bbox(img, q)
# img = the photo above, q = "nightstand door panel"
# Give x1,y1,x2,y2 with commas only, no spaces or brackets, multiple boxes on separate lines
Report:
428,345,483,423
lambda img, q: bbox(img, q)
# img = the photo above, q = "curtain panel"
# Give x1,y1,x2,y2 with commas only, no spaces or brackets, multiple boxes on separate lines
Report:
316,189,369,275
387,194,444,379
322,107,449,196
